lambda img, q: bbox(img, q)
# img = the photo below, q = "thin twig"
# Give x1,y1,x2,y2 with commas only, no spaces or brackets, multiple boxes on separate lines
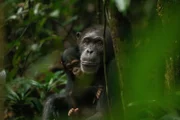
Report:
103,0,112,119
96,0,102,24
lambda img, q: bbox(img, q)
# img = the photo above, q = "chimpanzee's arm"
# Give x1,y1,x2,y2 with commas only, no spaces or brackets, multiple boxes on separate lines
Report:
42,93,69,120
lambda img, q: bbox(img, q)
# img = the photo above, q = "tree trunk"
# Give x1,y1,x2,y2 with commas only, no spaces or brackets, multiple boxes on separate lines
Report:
0,1,5,119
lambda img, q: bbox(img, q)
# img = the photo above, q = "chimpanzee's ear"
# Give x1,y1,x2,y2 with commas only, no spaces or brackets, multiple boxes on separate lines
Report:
76,32,81,44
76,32,81,39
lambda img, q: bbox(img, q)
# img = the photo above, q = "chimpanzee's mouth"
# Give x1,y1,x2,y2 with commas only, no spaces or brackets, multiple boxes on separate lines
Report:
81,61,98,66
81,61,99,74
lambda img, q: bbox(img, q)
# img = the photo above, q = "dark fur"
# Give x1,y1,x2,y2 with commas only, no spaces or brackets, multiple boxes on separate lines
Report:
62,46,104,119
42,25,117,120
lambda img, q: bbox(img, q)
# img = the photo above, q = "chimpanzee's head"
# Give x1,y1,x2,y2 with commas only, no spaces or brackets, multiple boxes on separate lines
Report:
61,47,82,77
77,25,114,74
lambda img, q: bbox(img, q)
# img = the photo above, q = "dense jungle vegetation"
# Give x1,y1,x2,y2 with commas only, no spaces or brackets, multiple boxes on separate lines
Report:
0,0,180,120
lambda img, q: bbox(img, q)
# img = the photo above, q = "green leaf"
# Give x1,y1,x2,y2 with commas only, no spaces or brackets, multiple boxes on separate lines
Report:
6,85,20,101
49,9,60,18
114,0,130,13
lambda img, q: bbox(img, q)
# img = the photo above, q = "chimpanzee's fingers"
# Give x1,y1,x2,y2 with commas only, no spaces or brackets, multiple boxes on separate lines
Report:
74,108,79,115
68,108,75,116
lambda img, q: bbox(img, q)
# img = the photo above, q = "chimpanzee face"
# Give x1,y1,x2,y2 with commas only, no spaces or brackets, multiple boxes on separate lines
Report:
79,30,104,74
62,47,82,77
65,59,81,76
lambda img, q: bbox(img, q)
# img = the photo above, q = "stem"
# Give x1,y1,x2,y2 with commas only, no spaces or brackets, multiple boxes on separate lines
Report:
103,0,112,120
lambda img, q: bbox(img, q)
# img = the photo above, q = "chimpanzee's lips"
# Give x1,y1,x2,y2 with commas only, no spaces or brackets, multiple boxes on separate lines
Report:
81,61,99,74
81,61,98,66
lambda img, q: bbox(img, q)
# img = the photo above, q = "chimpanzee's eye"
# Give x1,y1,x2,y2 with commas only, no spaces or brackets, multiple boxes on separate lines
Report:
66,63,72,69
71,59,80,67
94,39,103,45
83,38,90,44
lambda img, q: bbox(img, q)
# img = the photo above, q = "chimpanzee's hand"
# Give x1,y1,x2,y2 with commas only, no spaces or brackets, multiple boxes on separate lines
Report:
68,108,79,118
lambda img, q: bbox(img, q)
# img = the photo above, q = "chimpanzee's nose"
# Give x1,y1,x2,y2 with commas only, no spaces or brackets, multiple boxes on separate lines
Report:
87,49,93,54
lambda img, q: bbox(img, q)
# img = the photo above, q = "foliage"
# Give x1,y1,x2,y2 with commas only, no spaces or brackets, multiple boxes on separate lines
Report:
2,1,78,119
114,0,130,13
5,78,42,119
4,71,66,119
109,0,180,119
1,0,180,120
37,71,67,99
3,0,79,80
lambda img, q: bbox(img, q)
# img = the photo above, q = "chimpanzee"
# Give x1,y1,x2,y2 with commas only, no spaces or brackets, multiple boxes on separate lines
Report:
43,46,104,120
42,46,80,120
61,46,104,119
42,25,121,120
